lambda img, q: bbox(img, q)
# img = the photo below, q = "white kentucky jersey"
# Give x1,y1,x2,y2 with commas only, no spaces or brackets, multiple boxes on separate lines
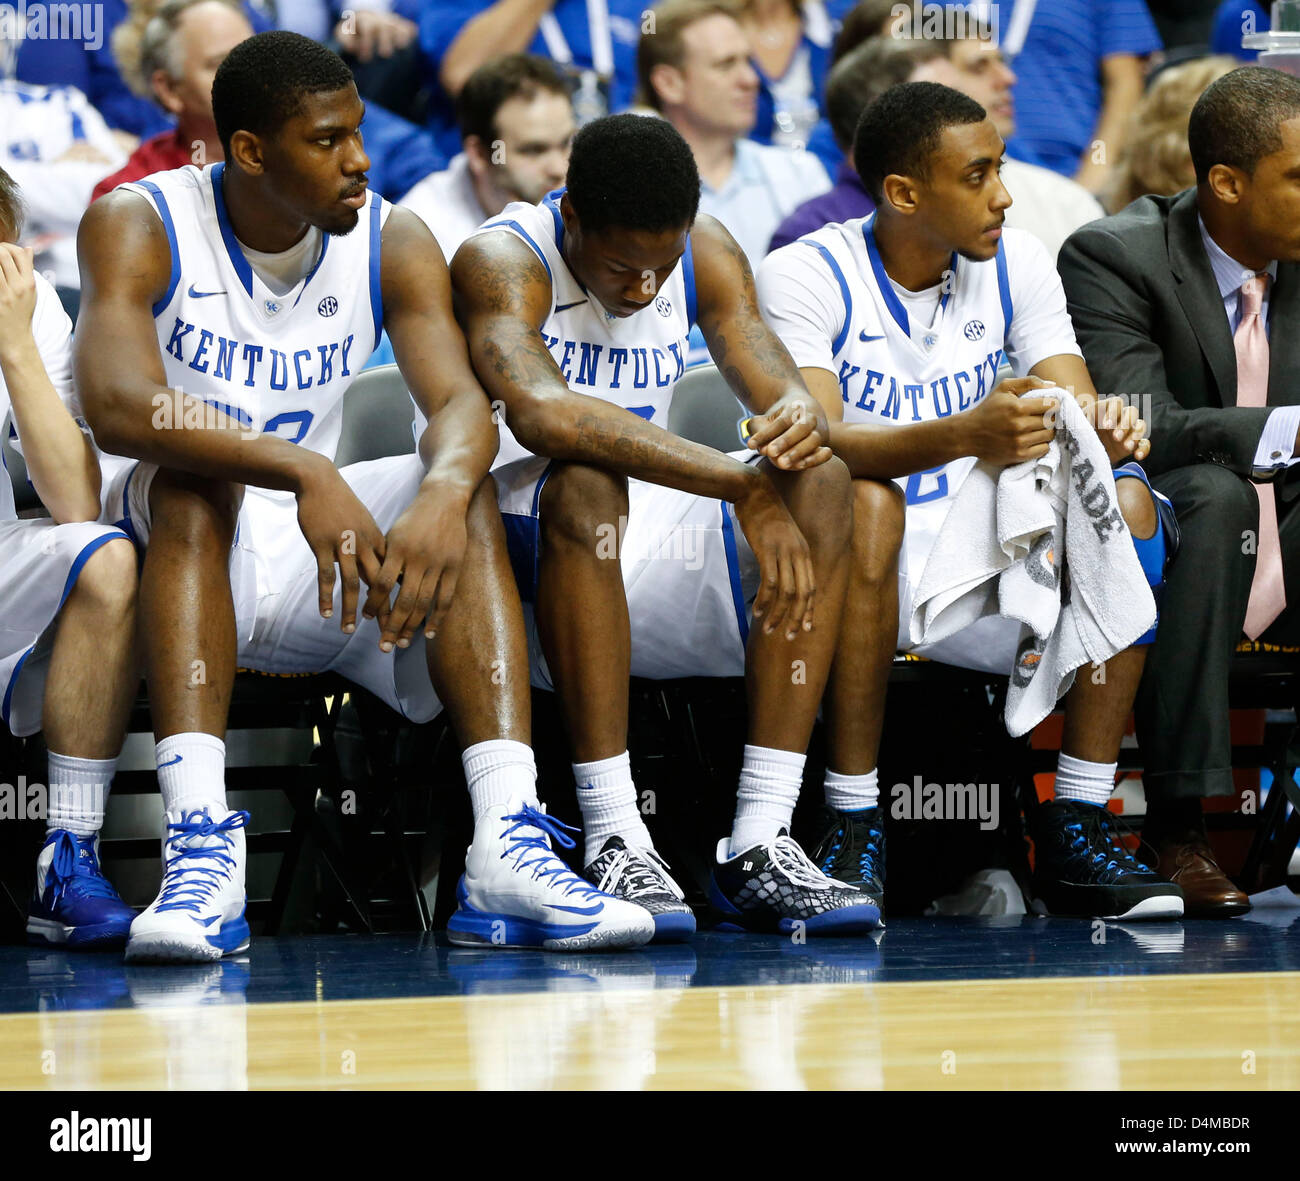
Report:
122,162,389,471
462,189,697,468
757,216,1081,521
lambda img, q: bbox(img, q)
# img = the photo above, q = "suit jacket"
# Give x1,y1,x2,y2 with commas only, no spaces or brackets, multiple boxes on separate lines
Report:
1057,188,1300,495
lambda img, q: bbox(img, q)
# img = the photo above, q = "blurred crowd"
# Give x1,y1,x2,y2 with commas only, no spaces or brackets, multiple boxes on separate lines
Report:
0,0,1277,312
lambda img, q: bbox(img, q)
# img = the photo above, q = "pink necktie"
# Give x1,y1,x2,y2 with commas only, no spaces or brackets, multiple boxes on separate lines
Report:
1235,273,1287,639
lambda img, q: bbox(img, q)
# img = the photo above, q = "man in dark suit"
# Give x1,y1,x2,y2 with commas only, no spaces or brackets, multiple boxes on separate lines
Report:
1058,66,1300,917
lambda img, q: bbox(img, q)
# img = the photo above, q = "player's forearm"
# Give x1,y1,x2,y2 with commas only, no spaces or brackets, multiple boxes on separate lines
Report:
415,388,498,499
439,0,551,94
828,417,967,479
517,387,763,501
85,382,322,493
2,340,102,522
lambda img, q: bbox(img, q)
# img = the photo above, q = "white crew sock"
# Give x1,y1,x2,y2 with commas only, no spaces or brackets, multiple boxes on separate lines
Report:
1053,752,1116,807
730,745,806,855
462,739,538,823
156,733,227,816
573,751,651,864
45,751,116,837
825,768,879,812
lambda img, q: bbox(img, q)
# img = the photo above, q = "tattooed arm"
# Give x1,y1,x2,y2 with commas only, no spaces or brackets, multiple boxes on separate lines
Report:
692,216,832,471
451,229,773,503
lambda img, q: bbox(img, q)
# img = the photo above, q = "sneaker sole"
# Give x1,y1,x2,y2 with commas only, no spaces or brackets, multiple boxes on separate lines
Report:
126,916,251,963
651,911,697,942
446,905,654,952
26,916,130,950
711,905,882,936
1031,894,1185,921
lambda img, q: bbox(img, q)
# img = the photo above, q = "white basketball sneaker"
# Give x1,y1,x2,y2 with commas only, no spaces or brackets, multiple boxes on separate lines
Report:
125,807,250,963
447,797,655,952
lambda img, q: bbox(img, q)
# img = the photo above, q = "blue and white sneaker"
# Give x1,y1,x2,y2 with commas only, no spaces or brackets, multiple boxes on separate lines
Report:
27,830,136,949
125,807,250,963
447,797,655,952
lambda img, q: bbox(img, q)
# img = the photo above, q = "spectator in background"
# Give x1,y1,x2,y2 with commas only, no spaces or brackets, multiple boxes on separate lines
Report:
0,81,127,296
983,0,1163,196
96,0,443,203
401,55,574,261
93,0,252,201
418,0,645,157
770,25,1103,257
8,0,272,139
1211,0,1268,59
734,0,854,152
640,0,828,264
1105,55,1238,211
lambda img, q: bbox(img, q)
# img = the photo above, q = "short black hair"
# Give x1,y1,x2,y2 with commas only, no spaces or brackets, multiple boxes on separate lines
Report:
1188,65,1300,183
212,31,355,159
457,53,571,144
853,80,987,203
566,114,699,234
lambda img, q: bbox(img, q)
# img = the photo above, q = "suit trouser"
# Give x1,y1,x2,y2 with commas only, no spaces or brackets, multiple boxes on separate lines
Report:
1139,462,1300,800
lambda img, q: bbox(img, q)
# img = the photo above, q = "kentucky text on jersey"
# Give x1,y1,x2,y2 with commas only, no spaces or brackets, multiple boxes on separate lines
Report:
836,348,1005,419
164,318,358,392
542,333,688,390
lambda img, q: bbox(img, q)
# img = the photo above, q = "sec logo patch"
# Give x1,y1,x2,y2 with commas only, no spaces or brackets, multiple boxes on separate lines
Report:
318,296,339,318
963,320,985,341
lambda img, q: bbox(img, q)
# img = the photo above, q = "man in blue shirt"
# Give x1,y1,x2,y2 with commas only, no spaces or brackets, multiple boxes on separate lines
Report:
984,0,1162,193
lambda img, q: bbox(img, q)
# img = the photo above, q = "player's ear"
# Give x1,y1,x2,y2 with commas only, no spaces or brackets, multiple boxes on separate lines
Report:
228,130,264,177
881,173,918,215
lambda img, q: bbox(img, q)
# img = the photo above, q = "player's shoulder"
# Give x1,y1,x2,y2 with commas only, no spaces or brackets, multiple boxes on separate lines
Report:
762,216,863,279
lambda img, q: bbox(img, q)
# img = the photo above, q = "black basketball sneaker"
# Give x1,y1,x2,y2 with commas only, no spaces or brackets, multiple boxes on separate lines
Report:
583,836,696,942
710,829,880,935
1030,799,1183,920
809,806,885,926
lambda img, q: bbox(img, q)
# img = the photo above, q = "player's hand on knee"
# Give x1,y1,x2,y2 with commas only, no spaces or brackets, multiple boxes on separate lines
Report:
961,377,1058,466
744,396,833,471
295,465,386,632
371,499,469,651
735,479,815,640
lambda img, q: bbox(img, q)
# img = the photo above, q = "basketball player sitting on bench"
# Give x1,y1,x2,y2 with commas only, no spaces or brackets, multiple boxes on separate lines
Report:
454,114,884,939
757,83,1185,923
75,32,658,963
0,169,140,952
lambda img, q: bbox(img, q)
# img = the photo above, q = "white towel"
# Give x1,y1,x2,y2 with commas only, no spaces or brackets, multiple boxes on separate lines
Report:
908,394,1155,736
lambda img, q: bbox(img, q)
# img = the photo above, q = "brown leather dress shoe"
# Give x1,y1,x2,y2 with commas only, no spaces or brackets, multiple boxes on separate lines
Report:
1150,831,1250,918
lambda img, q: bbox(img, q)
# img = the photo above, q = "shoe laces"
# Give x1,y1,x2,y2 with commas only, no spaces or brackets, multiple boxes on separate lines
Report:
595,844,684,902
156,810,249,914
819,812,884,881
47,831,118,902
1064,806,1147,876
499,805,605,901
770,834,856,892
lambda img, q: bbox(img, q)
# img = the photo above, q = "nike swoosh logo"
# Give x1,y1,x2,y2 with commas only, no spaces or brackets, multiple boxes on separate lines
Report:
188,285,226,298
546,902,605,916
158,754,183,768
859,331,885,342
554,299,587,313
199,914,220,927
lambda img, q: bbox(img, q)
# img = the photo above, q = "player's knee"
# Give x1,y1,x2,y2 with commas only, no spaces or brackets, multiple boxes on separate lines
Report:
538,463,629,548
782,455,852,551
71,536,138,614
1116,473,1157,540
148,470,243,545
849,478,905,581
